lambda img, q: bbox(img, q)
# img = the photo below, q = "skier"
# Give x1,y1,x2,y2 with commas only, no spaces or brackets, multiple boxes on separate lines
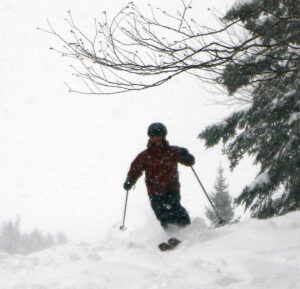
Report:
123,123,195,235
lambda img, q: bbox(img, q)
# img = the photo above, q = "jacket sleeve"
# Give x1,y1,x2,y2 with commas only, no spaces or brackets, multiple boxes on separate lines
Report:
177,147,195,166
126,152,145,184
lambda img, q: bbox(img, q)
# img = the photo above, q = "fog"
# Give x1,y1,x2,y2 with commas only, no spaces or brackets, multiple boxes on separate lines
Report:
0,0,257,242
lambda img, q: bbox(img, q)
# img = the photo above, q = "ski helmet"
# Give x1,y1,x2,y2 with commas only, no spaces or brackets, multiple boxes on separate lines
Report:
147,123,167,138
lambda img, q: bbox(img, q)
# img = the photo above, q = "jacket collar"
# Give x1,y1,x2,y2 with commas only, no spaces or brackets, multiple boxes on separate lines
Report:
147,139,169,149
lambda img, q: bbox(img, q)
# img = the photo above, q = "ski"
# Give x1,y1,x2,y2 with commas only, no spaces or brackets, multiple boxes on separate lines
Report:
158,238,181,251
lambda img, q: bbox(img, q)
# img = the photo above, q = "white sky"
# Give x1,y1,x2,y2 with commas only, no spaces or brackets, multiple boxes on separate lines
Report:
0,0,258,241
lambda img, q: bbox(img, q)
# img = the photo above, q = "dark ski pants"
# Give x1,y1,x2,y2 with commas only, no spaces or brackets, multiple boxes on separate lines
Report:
150,191,191,230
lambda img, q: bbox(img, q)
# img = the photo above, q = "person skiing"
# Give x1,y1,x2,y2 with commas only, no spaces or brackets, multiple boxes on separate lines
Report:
123,122,195,232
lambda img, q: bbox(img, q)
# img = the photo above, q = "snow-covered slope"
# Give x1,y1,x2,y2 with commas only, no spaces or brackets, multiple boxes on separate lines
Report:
1,212,300,289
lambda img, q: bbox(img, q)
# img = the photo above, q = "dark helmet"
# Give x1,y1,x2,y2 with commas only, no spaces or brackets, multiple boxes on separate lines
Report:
147,122,167,138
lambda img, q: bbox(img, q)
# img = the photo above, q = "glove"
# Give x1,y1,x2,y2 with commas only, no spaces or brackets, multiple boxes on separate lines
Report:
180,148,194,165
123,179,134,191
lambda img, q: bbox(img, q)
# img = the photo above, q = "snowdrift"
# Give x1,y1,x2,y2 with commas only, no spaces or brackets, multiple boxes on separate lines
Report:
1,212,300,289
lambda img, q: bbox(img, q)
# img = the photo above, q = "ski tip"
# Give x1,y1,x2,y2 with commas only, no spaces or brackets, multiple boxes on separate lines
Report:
158,243,170,251
168,238,181,247
158,238,182,251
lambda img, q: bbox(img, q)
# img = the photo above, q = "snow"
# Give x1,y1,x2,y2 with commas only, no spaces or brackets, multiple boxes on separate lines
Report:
230,0,254,11
255,15,270,26
255,54,266,63
288,112,300,125
1,212,300,289
284,90,296,98
249,172,270,190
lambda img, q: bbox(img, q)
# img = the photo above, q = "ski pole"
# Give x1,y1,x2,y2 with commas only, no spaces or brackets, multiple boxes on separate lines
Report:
191,166,225,225
120,190,129,230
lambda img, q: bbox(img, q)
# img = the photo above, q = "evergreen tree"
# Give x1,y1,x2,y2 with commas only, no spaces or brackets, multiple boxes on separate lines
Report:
205,165,234,227
0,217,67,255
56,232,68,245
200,0,300,218
0,217,22,254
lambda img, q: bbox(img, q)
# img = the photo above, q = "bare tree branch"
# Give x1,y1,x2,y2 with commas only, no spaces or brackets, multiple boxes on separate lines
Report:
40,0,299,105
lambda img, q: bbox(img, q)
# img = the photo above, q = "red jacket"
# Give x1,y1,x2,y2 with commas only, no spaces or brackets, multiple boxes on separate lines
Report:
126,140,195,198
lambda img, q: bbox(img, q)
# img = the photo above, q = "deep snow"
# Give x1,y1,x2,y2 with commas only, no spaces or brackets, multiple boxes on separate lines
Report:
1,212,300,289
